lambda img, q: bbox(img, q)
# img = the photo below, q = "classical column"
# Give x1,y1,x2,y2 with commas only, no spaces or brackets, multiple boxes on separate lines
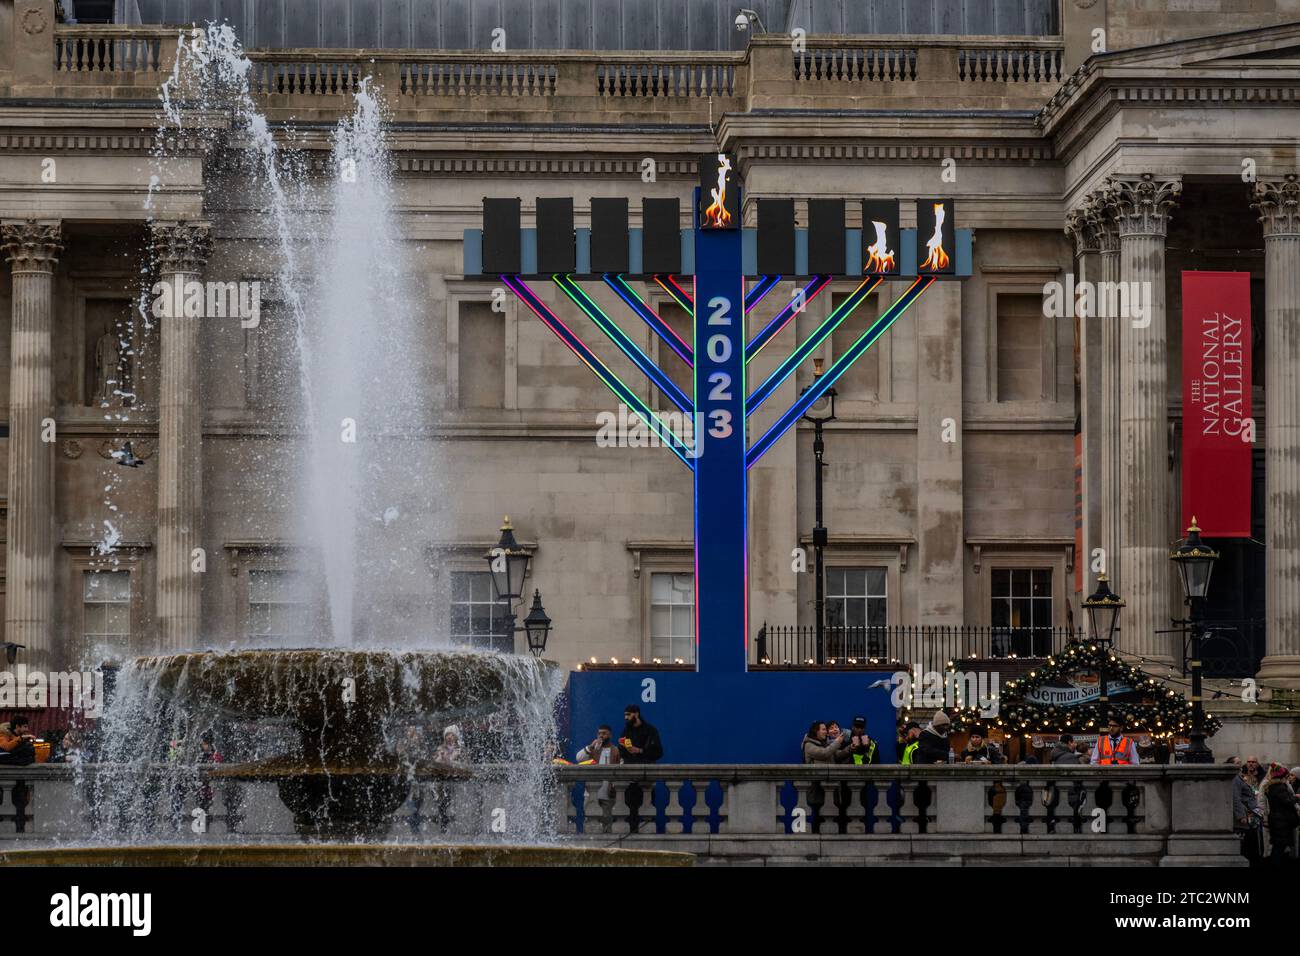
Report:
151,221,211,651
1066,205,1103,602
1253,174,1300,686
1102,174,1181,664
1091,196,1123,598
1,220,62,670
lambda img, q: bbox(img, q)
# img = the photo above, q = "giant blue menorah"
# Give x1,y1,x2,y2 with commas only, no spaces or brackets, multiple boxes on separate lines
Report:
466,160,970,761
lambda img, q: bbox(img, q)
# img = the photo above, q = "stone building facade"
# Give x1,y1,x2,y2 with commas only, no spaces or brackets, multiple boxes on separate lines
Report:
1,0,1298,756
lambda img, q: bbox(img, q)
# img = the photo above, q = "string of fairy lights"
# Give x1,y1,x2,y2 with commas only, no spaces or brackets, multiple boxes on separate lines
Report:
898,640,1223,741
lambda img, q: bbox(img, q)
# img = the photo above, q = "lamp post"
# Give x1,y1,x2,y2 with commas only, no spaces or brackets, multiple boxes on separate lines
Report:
484,516,551,658
1082,574,1124,724
1170,517,1218,764
800,358,837,664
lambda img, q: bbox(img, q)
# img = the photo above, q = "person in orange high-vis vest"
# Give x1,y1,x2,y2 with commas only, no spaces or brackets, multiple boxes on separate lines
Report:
1090,716,1140,765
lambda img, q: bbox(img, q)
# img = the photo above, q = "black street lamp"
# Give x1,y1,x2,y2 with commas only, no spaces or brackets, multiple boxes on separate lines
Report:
1171,517,1219,764
800,358,837,665
485,516,531,604
1083,574,1124,723
521,589,552,658
484,517,552,658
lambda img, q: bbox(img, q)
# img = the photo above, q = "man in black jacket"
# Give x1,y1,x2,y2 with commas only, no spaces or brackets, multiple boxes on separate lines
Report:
618,704,663,763
914,711,952,765
618,705,662,832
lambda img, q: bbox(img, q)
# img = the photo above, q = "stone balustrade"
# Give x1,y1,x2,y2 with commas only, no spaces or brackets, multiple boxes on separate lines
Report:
0,763,1243,866
18,28,1064,122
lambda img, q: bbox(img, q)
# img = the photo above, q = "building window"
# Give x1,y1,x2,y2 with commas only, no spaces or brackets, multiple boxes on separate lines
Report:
449,571,513,653
83,570,130,658
825,567,888,656
996,293,1042,401
991,567,1053,655
650,572,694,663
248,570,310,642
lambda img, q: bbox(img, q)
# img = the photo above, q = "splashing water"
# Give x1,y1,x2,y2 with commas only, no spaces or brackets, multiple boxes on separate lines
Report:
54,25,568,849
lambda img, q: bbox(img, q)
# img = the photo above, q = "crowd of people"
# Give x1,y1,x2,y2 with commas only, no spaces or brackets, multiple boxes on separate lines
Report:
1230,754,1299,866
802,711,1165,768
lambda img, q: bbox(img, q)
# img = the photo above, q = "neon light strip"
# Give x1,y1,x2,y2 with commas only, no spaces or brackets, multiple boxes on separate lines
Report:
655,274,694,312
502,275,696,469
554,274,693,415
746,277,934,468
603,274,693,368
744,274,780,314
745,275,831,364
746,276,882,415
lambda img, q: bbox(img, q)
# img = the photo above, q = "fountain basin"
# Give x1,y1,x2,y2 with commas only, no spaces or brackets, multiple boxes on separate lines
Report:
0,845,693,867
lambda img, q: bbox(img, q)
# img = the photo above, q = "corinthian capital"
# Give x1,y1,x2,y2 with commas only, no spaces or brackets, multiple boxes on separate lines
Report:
150,220,212,275
1,220,63,273
1101,173,1182,239
1253,174,1300,238
1064,205,1101,257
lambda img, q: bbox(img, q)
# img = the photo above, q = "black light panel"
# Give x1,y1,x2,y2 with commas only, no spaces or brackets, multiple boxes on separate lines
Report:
807,198,845,276
861,200,901,276
916,199,956,275
590,198,629,274
757,199,796,276
642,198,681,275
698,152,740,229
482,197,521,274
536,198,575,273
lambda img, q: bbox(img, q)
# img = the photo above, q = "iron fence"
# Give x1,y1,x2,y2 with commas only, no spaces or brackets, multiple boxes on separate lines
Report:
755,624,1081,673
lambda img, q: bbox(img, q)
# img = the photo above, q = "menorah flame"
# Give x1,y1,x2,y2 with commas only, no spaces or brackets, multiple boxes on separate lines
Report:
920,202,950,271
864,220,897,273
703,153,733,228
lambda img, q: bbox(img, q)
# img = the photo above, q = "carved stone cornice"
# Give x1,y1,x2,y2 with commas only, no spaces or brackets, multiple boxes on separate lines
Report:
1100,174,1181,240
1,219,63,274
150,220,212,275
396,155,700,178
1253,174,1300,239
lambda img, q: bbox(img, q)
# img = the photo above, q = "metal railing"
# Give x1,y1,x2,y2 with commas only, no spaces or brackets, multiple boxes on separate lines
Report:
755,624,1080,671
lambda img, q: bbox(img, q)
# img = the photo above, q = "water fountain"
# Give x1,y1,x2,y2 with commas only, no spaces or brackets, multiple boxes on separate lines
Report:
0,25,688,867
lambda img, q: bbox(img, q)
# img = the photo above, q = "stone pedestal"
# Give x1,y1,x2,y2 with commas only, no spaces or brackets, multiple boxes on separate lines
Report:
1254,175,1300,686
1,220,62,670
1103,174,1181,664
150,221,211,651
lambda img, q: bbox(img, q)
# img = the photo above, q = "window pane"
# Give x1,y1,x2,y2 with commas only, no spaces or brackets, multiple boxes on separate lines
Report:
1011,568,1030,593
826,567,844,596
866,568,887,597
451,572,472,601
83,603,106,634
671,605,692,637
670,574,693,601
105,604,131,634
992,568,1010,596
843,568,866,596
105,571,131,602
867,597,887,627
843,599,866,628
650,606,671,638
1032,570,1052,597
651,573,673,603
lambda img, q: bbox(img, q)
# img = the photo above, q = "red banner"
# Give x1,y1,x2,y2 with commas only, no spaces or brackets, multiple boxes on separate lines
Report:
1181,271,1252,537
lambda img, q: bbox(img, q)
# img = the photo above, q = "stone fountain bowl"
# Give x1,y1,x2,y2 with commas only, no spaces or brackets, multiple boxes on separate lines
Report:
129,648,560,839
135,648,552,727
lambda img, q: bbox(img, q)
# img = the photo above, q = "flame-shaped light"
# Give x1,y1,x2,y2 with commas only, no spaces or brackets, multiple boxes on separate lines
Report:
864,219,896,273
702,153,733,228
920,202,950,271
